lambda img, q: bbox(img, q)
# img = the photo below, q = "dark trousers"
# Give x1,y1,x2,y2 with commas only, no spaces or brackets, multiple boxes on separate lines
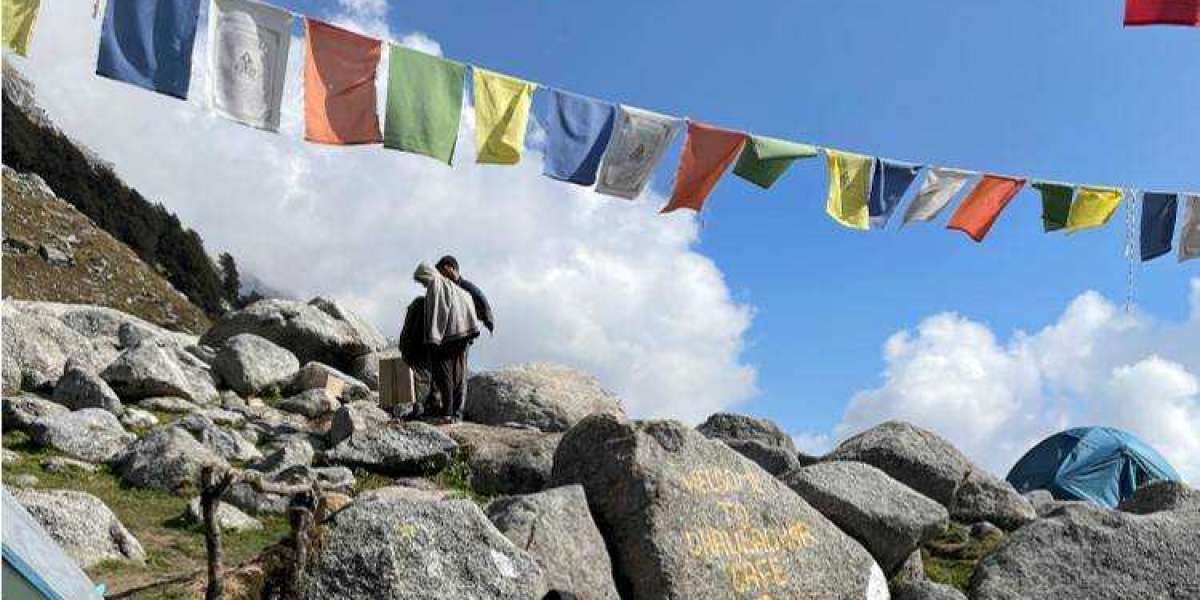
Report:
430,339,470,418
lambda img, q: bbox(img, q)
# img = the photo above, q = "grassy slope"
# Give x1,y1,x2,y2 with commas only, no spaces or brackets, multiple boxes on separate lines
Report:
2,169,210,333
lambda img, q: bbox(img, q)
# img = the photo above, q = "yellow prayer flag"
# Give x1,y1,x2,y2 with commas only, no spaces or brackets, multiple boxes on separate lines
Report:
825,149,874,230
473,67,536,165
1066,185,1123,233
2,0,40,56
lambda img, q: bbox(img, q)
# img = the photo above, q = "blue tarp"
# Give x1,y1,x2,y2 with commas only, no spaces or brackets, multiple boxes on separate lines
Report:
1006,426,1181,508
96,0,202,99
540,89,616,186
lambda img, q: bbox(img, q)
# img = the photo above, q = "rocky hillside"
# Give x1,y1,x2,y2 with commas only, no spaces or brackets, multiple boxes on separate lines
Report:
3,166,210,333
2,298,1197,600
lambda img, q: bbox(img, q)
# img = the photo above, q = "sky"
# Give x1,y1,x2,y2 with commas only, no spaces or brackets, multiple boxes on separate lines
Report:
8,0,1199,480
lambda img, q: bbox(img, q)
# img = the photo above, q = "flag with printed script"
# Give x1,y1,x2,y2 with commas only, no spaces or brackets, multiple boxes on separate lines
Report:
733,135,818,189
2,0,39,56
1179,194,1200,262
1140,192,1178,262
868,159,922,228
473,68,537,165
541,89,616,185
662,121,746,213
1124,0,1200,26
1066,185,1123,233
824,149,875,230
303,18,382,145
208,0,292,132
1032,180,1074,232
97,0,202,99
384,45,466,164
946,175,1026,242
595,106,681,200
902,167,975,225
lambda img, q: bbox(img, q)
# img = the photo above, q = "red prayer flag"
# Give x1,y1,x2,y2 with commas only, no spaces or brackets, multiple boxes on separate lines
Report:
661,121,747,214
1124,0,1200,26
303,18,383,145
946,175,1026,242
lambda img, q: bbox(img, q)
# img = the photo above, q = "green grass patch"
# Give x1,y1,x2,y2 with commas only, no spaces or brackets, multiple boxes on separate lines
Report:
432,449,491,505
920,521,1008,592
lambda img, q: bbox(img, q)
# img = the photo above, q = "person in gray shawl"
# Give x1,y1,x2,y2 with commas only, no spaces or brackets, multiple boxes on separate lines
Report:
412,258,480,422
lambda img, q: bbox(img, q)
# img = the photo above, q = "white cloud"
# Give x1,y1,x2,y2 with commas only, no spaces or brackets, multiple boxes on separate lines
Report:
812,280,1200,483
13,1,756,422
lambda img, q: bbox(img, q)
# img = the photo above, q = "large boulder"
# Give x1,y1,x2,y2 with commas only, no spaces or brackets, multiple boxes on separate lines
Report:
1118,480,1200,514
892,580,967,600
327,400,390,446
277,389,340,419
323,421,457,476
551,414,888,600
465,363,625,432
445,422,561,495
112,427,228,494
698,412,801,477
173,414,263,463
826,421,1034,529
3,393,70,431
101,340,219,405
11,488,145,568
782,461,949,575
211,333,299,396
487,485,620,600
29,409,135,463
288,362,371,402
300,489,546,599
252,436,315,475
201,298,384,373
51,360,123,414
969,486,1200,599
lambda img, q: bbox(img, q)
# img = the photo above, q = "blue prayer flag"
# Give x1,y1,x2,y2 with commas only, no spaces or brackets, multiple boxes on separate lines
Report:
541,89,616,186
1140,192,1178,262
868,158,923,228
97,0,202,99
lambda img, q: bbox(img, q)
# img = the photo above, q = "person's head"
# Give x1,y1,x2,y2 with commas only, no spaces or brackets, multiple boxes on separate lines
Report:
435,255,460,282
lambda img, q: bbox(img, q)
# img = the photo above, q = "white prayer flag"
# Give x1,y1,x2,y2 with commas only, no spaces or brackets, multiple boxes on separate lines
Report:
1180,194,1200,263
595,105,680,200
208,0,292,131
902,167,976,225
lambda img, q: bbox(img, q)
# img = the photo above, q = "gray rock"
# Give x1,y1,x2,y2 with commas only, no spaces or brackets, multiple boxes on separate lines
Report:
350,351,380,391
893,580,967,600
1118,480,1200,515
300,491,546,600
288,362,371,402
227,465,354,515
51,361,123,414
119,407,159,429
11,488,145,568
970,521,1003,539
894,549,925,583
41,456,98,474
138,396,201,414
277,389,340,418
2,448,19,465
950,470,1036,530
211,333,299,396
487,485,620,600
29,408,135,463
327,400,390,447
969,500,1200,599
38,242,74,266
783,460,949,575
174,414,263,463
201,298,384,373
827,421,1034,529
2,301,116,393
10,474,39,487
199,407,245,427
445,423,561,495
465,363,625,432
307,296,388,354
251,436,315,474
1021,489,1056,517
697,413,803,477
101,340,219,405
3,393,70,431
184,497,262,532
113,427,228,494
324,422,457,476
551,414,889,600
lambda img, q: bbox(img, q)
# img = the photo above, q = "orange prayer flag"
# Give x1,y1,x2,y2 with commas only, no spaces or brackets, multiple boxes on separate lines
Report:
661,120,747,214
303,18,382,145
946,174,1026,242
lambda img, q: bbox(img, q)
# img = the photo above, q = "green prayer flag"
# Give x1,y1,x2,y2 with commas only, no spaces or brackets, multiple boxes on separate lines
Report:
1032,180,1074,232
733,135,819,189
384,45,466,165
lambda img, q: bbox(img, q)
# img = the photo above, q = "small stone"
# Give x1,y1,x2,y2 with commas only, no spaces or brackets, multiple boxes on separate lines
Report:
138,396,201,414
277,389,340,419
184,497,263,532
41,456,99,473
10,474,39,487
119,407,159,429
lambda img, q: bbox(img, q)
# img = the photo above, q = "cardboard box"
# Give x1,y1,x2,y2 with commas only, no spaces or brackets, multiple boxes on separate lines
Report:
379,354,415,414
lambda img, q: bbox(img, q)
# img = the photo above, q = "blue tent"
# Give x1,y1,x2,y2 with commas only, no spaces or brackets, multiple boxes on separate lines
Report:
2,488,104,600
1006,426,1181,508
